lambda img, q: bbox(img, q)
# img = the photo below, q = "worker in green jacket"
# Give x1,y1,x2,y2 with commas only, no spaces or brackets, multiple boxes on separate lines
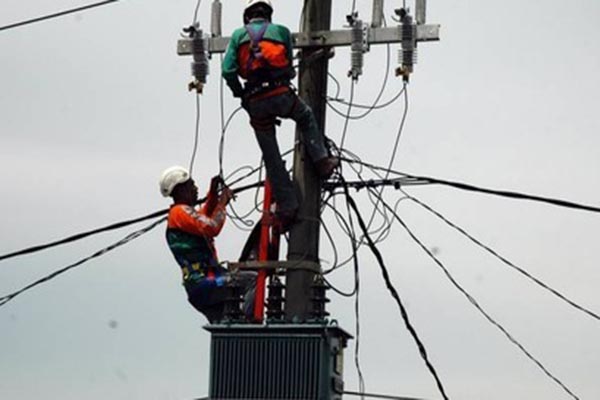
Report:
222,0,338,230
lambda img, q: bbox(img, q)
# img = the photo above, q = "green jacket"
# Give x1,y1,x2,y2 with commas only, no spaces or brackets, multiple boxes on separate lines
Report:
222,19,294,98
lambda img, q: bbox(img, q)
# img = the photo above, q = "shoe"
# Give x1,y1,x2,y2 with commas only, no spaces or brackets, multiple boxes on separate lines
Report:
315,157,340,179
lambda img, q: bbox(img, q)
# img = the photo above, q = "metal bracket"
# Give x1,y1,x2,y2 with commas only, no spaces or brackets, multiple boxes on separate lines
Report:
228,260,321,274
177,25,440,56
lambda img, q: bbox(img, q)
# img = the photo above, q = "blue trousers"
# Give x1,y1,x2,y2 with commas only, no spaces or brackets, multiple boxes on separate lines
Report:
246,89,329,212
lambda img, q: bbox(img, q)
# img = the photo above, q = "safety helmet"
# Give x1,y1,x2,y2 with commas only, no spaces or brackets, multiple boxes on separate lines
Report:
245,0,273,12
159,166,190,197
244,0,273,23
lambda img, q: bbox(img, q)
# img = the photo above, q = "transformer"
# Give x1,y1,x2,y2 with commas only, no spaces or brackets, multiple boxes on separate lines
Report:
206,323,352,400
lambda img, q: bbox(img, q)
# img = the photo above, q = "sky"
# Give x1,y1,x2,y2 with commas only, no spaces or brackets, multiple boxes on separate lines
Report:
1,1,600,399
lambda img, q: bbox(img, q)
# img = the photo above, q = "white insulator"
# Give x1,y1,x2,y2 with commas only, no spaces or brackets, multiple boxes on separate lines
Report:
211,0,222,37
349,19,366,80
371,0,384,28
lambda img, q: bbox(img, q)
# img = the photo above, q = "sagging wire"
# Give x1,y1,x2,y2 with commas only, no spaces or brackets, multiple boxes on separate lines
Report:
342,183,450,400
0,217,166,308
368,187,580,400
0,0,120,32
402,189,600,323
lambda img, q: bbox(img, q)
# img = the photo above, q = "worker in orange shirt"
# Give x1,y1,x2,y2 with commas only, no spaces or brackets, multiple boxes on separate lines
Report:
159,166,256,323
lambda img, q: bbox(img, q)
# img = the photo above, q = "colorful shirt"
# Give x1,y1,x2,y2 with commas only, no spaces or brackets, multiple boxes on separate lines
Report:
165,191,226,286
222,18,295,97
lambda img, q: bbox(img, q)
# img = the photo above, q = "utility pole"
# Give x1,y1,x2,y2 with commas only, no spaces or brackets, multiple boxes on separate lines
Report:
285,0,333,322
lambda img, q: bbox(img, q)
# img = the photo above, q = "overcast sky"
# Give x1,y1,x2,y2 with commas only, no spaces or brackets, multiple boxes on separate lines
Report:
1,1,599,399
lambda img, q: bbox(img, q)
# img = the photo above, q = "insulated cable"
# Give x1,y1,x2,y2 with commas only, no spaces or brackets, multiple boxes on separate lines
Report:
189,93,201,175
369,187,580,400
335,159,600,215
403,190,600,323
0,217,166,308
0,0,120,32
0,181,265,263
343,182,451,400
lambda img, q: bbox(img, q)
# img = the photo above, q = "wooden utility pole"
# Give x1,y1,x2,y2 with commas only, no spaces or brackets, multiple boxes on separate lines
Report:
285,0,333,322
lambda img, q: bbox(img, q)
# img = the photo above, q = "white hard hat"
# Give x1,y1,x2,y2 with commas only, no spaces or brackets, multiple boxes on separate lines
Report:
245,0,273,12
159,166,190,197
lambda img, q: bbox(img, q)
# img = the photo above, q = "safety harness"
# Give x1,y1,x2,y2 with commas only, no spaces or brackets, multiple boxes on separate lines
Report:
243,21,290,97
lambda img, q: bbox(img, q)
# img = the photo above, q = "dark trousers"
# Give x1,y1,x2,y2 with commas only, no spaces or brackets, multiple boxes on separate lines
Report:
246,89,329,212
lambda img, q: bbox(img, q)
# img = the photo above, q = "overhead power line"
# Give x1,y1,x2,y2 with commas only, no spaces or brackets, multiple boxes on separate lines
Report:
403,190,600,323
369,187,580,400
0,181,264,263
0,217,165,308
335,159,600,215
343,183,451,400
0,0,120,32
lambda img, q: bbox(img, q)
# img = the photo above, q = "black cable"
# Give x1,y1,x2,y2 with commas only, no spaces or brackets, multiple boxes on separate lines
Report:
403,190,600,323
343,184,450,400
339,79,355,151
337,159,600,215
370,187,580,400
0,181,264,263
0,0,120,32
0,217,165,308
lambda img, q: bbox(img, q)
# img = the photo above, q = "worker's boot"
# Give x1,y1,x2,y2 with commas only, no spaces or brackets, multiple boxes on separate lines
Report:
315,156,340,179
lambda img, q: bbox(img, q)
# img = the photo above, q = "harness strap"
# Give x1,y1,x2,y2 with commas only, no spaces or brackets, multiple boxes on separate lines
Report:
244,21,271,74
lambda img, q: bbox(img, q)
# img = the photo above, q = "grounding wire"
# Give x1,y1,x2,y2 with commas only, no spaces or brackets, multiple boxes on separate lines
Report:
370,187,580,400
0,217,166,308
403,190,600,323
343,183,450,400
0,0,120,32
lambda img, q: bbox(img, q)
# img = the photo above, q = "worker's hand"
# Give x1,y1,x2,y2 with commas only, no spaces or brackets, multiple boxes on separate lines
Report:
220,186,234,205
210,175,224,193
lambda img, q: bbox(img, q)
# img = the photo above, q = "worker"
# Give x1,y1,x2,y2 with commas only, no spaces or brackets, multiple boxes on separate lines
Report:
159,166,256,323
222,0,339,229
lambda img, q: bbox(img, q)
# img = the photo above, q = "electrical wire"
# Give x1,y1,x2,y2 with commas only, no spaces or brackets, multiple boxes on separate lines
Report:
0,217,166,308
189,93,201,175
0,181,264,264
403,190,600,323
0,0,120,32
342,184,450,400
336,158,600,215
369,187,580,400
192,0,203,25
